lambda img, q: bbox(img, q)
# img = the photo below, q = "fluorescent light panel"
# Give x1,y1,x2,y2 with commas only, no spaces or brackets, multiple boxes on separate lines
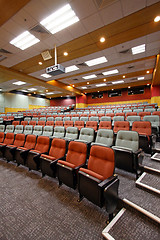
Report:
41,73,52,78
21,90,28,92
112,80,124,84
40,4,79,34
85,56,107,67
28,88,37,91
138,77,144,80
65,65,79,73
131,44,145,55
82,74,97,80
12,81,26,86
102,69,119,76
96,83,107,87
81,87,87,89
46,92,55,95
10,31,40,50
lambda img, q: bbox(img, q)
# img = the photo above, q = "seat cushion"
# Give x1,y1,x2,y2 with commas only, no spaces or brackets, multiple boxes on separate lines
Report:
58,160,76,169
79,168,104,181
17,146,28,151
0,143,6,146
30,150,41,154
41,154,56,161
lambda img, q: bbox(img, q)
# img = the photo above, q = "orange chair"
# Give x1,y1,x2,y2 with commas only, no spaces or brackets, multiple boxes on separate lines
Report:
4,133,25,162
74,121,85,130
12,121,20,126
46,121,54,126
115,112,125,117
21,121,28,127
113,121,130,133
125,112,137,120
78,145,119,219
152,111,160,117
15,134,37,166
132,121,152,152
29,120,36,127
99,121,112,129
64,121,73,129
0,132,14,156
106,113,114,120
55,121,63,127
40,138,66,177
57,141,87,189
26,136,50,171
138,111,151,120
0,132,4,143
86,121,98,131
38,121,45,127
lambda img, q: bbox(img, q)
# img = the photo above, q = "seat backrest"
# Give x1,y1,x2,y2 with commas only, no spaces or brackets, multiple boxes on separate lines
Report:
47,117,54,121
13,133,25,147
32,117,39,123
49,138,66,158
144,108,155,113
55,121,63,127
65,127,78,139
46,121,54,126
133,108,143,113
0,132,4,143
115,112,125,117
115,130,139,152
139,111,151,119
24,134,36,149
113,121,130,133
24,117,31,123
55,117,62,121
71,117,79,123
80,116,88,123
42,126,53,136
143,115,159,127
64,121,73,128
74,121,84,130
88,145,115,180
127,115,141,124
24,125,33,134
4,132,14,145
112,116,124,122
33,125,43,135
96,129,113,146
14,125,24,134
38,121,45,127
63,117,70,122
126,112,137,118
79,127,94,142
132,121,151,135
12,121,20,126
0,125,5,132
53,126,65,138
5,125,14,133
89,116,99,122
66,141,87,167
35,136,50,153
29,120,37,126
99,121,112,129
39,117,46,122
86,121,97,131
100,116,111,122
21,121,28,127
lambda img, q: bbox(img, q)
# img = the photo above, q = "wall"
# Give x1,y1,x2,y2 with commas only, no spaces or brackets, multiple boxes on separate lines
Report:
50,97,75,106
151,85,160,106
0,93,50,113
87,87,151,106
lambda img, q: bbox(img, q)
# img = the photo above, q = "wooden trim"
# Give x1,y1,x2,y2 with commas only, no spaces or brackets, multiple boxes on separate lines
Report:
152,54,160,86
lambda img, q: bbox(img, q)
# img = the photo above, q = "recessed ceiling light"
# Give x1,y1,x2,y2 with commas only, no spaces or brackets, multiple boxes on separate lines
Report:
100,37,105,43
87,82,90,84
65,65,79,73
10,31,40,50
41,73,52,78
28,88,37,91
123,75,125,78
21,90,28,92
138,77,144,80
96,83,107,87
39,62,43,65
102,69,119,76
46,89,48,92
146,70,150,74
128,86,131,88
154,16,160,22
61,96,63,97
112,89,114,91
131,44,145,55
85,56,107,67
64,52,68,56
81,86,87,89
46,92,55,95
112,80,124,84
40,4,79,34
103,79,106,82
83,74,97,80
0,89,2,91
72,85,75,87
98,91,99,92
41,93,45,96
147,84,150,86
28,93,31,96
34,92,36,94
12,81,26,86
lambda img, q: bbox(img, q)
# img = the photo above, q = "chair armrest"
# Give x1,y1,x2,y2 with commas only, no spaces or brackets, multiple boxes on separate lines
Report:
74,163,86,171
112,146,133,154
98,174,118,188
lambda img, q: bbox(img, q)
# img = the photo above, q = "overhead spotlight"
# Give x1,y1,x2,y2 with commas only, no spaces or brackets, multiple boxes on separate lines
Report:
64,52,68,56
147,83,150,86
146,70,150,74
100,37,105,43
103,79,106,82
72,85,75,87
46,89,48,92
123,75,125,78
128,86,131,88
39,62,42,65
87,82,89,84
154,16,160,22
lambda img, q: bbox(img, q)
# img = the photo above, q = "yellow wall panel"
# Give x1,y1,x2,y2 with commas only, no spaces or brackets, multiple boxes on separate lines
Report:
76,103,88,108
151,96,160,107
5,107,27,113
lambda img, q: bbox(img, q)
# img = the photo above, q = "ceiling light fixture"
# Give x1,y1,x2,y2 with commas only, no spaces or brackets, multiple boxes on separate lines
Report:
39,62,43,65
138,77,144,80
87,82,90,84
128,86,131,88
21,90,28,92
103,79,106,82
72,85,75,87
146,70,150,74
65,65,79,73
147,84,150,86
102,69,119,76
96,83,107,87
46,89,48,92
41,73,52,78
131,44,145,55
40,4,79,34
112,80,124,84
12,81,26,85
100,37,105,43
123,75,125,78
85,56,107,66
83,74,97,80
10,31,40,50
28,88,37,91
63,52,68,56
81,86,87,89
154,16,160,22
46,92,55,95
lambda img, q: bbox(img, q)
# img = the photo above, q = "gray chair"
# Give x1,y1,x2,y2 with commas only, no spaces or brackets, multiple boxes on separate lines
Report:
92,129,113,147
32,117,39,123
123,109,132,114
14,125,24,134
89,116,99,122
76,127,94,143
5,125,14,134
39,117,47,122
47,117,54,122
0,118,3,124
52,126,65,138
64,127,78,140
63,117,70,122
112,130,143,178
133,109,143,113
144,108,155,113
24,125,33,135
33,126,43,136
24,117,31,123
71,117,79,123
112,116,124,126
0,125,5,132
114,110,122,114
55,117,62,122
143,115,159,134
127,116,141,127
42,126,53,137
100,116,111,122
80,117,88,124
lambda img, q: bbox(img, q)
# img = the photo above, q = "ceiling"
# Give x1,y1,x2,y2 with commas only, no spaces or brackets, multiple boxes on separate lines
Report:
0,0,160,98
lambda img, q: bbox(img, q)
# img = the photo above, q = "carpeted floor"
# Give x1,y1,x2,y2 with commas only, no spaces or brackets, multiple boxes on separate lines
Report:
0,159,107,240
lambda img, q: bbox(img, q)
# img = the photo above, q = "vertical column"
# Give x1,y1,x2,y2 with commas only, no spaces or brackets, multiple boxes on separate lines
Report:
76,95,87,108
151,85,160,107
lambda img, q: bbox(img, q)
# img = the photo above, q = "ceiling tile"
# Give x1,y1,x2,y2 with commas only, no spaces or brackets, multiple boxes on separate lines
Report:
68,22,88,38
71,0,97,19
146,0,160,6
82,13,104,32
120,0,146,16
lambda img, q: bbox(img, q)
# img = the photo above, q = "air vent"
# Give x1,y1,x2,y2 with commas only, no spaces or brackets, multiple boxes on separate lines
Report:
0,48,12,54
130,78,137,82
119,49,131,54
0,55,7,62
77,62,87,67
127,65,134,69
41,50,52,61
73,78,79,81
87,86,91,88
30,24,49,34
94,0,118,9
97,73,103,76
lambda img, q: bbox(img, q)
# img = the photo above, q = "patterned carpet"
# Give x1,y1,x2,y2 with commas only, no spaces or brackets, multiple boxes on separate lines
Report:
0,159,107,240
